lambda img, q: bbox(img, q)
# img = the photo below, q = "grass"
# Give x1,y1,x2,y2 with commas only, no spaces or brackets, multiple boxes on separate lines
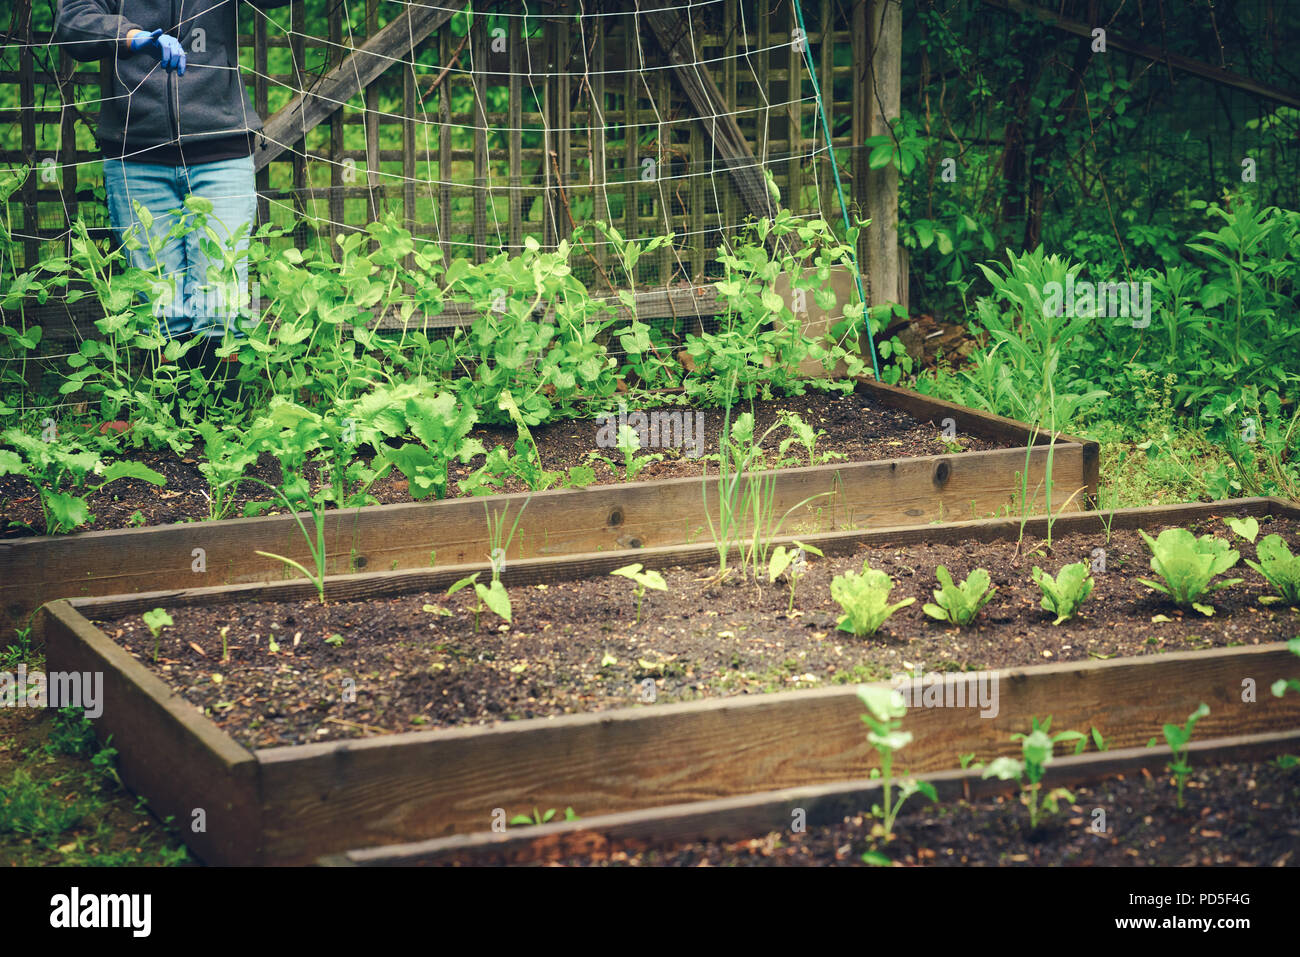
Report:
0,658,190,867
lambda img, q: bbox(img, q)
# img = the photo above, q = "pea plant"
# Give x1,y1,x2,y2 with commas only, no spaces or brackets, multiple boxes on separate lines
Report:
609,563,667,624
1163,703,1210,810
857,686,936,842
446,573,511,632
768,540,824,615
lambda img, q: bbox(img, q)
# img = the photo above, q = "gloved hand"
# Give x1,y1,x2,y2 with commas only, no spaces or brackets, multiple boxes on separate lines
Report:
129,28,187,75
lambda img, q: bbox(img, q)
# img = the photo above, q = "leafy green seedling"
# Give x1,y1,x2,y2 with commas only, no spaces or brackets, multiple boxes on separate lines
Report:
776,411,841,467
1224,516,1259,543
1246,535,1300,605
857,686,936,840
142,608,173,663
325,634,345,647
1137,528,1242,616
447,572,512,632
609,563,667,624
509,806,578,827
1163,702,1209,809
615,424,663,480
768,540,824,615
1031,561,1094,624
0,428,165,534
922,566,996,626
1270,635,1300,699
982,716,1085,829
831,564,915,636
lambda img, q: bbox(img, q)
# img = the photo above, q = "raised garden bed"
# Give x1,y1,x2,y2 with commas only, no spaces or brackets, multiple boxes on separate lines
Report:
2,377,1098,635
40,497,1299,865
320,728,1300,867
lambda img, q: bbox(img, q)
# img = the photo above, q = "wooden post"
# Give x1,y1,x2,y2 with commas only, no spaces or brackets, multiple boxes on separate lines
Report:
656,65,672,284
555,15,572,245
862,0,900,309
623,23,639,265
589,19,609,273
439,28,453,261
721,0,737,250
472,17,488,263
365,0,381,222
290,0,308,249
508,16,523,253
328,3,345,243
818,0,834,221
787,3,802,215
58,49,78,244
19,11,38,269
254,14,270,229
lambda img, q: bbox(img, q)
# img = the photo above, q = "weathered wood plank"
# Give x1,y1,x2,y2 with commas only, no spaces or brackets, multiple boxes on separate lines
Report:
57,496,1294,626
326,727,1300,865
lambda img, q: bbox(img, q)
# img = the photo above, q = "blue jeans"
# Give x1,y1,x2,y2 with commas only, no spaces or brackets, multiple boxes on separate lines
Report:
104,155,257,339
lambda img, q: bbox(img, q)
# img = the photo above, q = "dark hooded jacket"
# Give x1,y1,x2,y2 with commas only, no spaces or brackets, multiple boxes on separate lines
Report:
54,0,291,161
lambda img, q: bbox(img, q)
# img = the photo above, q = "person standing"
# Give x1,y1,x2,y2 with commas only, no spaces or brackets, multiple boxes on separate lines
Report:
54,0,290,358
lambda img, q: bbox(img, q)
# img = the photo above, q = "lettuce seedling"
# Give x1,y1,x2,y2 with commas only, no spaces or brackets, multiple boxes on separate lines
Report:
857,686,936,841
1245,534,1300,605
769,540,824,615
1224,516,1259,543
1163,702,1209,809
831,565,915,636
1031,561,1095,624
922,566,995,626
447,572,511,632
982,716,1085,829
609,563,667,624
1137,528,1242,615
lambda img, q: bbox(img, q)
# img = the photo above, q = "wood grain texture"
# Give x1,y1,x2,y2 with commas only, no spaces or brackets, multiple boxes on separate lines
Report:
326,727,1300,866
40,601,261,865
59,497,1299,623
1,378,1091,634
258,642,1300,864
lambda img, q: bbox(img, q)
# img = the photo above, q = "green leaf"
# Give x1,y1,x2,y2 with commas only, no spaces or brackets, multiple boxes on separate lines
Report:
476,579,512,623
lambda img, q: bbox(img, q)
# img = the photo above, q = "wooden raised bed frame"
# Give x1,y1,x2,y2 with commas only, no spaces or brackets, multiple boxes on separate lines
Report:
3,377,1098,635
320,727,1300,866
41,497,1299,866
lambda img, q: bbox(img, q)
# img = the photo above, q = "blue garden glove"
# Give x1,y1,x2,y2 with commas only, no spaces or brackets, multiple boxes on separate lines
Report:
130,28,187,75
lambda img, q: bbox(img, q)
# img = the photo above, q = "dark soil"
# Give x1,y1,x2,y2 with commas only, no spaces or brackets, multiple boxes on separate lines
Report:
95,514,1300,751
522,758,1300,867
0,388,996,538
